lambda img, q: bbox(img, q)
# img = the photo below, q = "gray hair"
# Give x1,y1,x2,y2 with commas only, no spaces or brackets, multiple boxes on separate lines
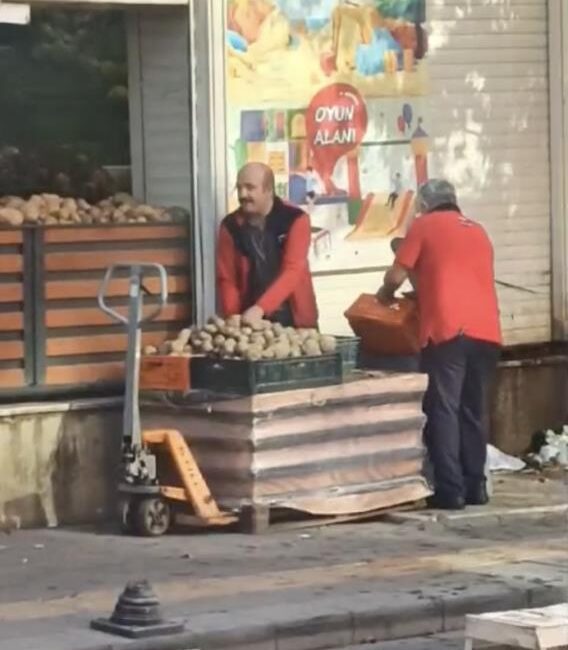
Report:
416,179,458,213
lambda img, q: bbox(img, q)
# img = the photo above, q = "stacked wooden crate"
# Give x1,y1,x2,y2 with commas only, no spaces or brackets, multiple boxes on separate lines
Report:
0,223,192,394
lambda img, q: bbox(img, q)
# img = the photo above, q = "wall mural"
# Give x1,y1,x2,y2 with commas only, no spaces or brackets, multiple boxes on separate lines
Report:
226,0,429,272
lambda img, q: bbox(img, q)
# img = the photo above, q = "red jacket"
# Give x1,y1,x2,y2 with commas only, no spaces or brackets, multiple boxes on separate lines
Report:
217,199,318,328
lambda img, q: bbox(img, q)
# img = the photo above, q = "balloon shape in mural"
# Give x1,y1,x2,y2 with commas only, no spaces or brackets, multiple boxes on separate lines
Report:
305,83,368,195
397,115,406,134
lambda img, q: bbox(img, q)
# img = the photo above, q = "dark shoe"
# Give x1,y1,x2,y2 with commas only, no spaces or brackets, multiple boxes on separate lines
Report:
466,483,489,506
426,493,466,510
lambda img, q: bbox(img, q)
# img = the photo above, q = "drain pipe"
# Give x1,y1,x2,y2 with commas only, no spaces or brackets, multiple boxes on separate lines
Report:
549,0,568,340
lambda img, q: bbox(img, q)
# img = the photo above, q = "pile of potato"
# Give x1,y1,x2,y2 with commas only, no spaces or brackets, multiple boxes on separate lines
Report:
0,192,174,227
144,316,337,362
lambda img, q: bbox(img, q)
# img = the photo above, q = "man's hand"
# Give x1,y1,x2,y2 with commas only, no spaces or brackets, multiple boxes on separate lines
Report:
242,305,265,325
376,284,396,306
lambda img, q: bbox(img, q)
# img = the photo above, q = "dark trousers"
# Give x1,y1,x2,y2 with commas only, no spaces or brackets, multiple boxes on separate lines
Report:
420,335,500,499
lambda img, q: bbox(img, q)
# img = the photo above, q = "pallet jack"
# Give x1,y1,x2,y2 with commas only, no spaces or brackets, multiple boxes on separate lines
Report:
98,263,237,536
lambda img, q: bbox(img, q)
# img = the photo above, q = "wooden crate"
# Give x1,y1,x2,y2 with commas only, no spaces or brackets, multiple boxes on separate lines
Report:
0,229,29,390
140,355,191,392
0,223,192,394
40,224,191,387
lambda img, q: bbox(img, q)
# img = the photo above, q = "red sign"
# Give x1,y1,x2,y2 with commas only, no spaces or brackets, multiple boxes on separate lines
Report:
305,83,368,194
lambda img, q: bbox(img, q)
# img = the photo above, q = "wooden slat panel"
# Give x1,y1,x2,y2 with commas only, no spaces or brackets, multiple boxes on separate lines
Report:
0,255,22,273
44,225,187,243
45,362,123,385
0,283,23,302
0,313,23,331
0,341,24,361
0,230,23,244
45,249,187,271
46,331,177,357
0,368,24,388
46,275,190,300
46,302,189,328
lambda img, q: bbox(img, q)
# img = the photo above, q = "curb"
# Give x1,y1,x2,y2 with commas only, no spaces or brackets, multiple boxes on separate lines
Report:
384,503,568,528
79,582,566,650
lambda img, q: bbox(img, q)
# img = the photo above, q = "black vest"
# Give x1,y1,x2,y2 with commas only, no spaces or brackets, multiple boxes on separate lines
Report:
223,198,304,325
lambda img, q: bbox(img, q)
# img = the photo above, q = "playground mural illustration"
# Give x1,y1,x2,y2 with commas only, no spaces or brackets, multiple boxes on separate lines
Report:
226,0,429,272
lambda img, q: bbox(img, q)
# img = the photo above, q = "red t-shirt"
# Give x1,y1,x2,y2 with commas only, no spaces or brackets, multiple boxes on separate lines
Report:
395,209,502,348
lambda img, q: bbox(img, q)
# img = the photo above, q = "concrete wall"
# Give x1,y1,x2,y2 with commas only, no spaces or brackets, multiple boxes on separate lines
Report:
0,399,121,529
0,354,566,529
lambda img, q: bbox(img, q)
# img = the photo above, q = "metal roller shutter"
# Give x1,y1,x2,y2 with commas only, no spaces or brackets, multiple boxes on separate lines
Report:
316,0,551,344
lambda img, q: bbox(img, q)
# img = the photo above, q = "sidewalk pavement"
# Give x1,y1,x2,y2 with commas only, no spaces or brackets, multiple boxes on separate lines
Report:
0,473,566,650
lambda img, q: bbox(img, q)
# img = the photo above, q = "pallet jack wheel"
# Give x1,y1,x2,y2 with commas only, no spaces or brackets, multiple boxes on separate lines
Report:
133,497,171,537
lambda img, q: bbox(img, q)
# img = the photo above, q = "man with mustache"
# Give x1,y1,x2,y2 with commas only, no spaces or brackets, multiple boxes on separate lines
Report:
217,162,318,327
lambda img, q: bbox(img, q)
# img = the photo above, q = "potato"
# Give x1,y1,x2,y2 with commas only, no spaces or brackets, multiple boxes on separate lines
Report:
4,196,25,209
77,199,91,211
262,348,276,360
183,345,192,354
213,334,226,347
245,346,262,361
302,339,322,357
42,194,60,213
112,192,137,208
320,335,337,354
250,333,266,347
272,323,285,336
143,345,158,356
204,323,218,335
61,198,77,214
177,328,192,346
226,315,241,328
224,339,237,356
291,345,302,358
263,329,275,344
202,340,214,353
135,204,160,220
22,203,41,223
241,327,253,337
273,340,291,360
170,339,185,354
236,340,249,356
0,208,24,226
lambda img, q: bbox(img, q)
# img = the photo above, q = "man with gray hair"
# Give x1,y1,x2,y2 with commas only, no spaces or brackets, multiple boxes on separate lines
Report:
377,179,501,510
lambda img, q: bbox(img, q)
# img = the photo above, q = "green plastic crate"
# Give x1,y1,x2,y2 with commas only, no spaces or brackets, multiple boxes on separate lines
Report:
190,353,343,396
335,336,360,375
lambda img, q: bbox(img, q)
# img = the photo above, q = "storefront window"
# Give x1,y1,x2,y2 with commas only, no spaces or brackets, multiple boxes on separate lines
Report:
0,10,129,200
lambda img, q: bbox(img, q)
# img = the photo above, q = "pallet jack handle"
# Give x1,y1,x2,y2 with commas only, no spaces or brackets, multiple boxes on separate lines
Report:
98,263,168,450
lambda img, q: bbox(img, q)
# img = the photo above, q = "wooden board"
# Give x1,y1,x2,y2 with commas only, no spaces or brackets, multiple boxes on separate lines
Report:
46,303,189,328
0,255,22,273
0,283,23,303
0,313,23,331
45,275,189,300
0,341,24,361
0,368,24,388
45,362,124,385
46,331,176,356
44,225,187,243
45,249,188,272
140,355,191,392
0,231,23,244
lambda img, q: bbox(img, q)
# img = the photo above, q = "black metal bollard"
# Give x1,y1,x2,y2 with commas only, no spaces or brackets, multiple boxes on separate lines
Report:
91,580,185,639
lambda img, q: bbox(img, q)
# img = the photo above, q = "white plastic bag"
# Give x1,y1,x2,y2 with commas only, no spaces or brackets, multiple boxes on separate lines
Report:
487,444,526,472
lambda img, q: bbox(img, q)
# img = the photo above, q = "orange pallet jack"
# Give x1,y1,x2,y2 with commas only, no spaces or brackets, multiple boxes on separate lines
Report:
98,263,237,536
